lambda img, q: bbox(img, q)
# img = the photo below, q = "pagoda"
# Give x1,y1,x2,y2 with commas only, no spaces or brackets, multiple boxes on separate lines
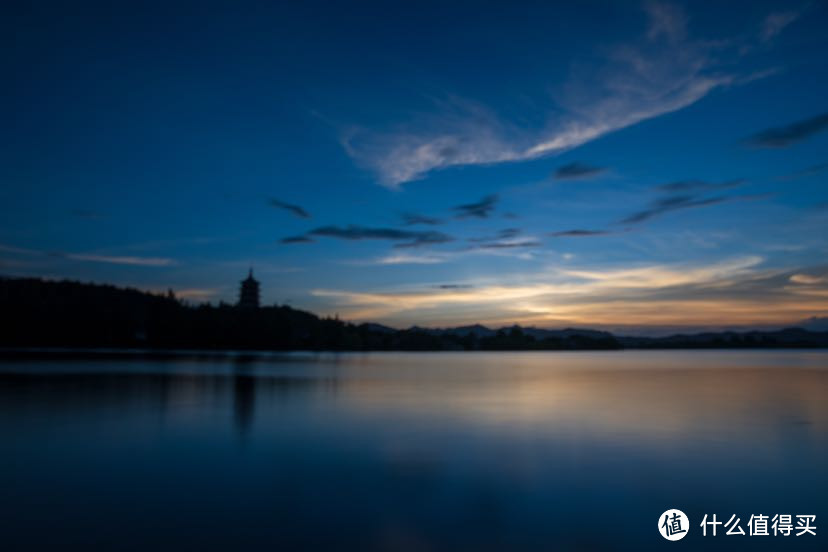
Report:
238,268,260,308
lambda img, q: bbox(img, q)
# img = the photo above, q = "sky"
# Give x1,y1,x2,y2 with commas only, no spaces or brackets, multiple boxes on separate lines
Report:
2,0,828,334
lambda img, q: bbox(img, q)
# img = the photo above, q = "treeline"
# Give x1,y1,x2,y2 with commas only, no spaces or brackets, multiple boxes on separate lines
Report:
0,277,620,351
618,328,828,349
356,326,621,351
2,277,827,351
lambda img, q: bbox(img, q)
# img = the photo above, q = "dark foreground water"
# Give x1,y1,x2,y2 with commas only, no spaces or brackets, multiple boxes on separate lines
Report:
1,351,826,551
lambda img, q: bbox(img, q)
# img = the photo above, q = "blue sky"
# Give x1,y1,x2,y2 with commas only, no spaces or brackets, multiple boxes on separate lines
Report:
2,0,828,333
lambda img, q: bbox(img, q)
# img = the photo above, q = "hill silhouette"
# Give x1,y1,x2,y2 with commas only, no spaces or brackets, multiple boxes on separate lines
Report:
1,277,827,352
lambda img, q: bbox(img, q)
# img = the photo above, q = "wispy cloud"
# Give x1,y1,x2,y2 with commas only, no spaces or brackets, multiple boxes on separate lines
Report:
61,253,176,266
554,162,607,180
475,240,541,250
1,243,176,267
343,2,774,186
319,256,767,311
310,256,827,328
644,0,686,42
761,11,800,42
367,241,541,266
401,212,443,225
309,225,453,248
790,273,827,285
560,256,764,287
549,229,612,237
453,195,498,219
280,235,315,244
744,112,828,148
655,179,744,192
465,227,540,250
469,228,521,243
620,195,729,224
269,198,311,218
374,253,451,265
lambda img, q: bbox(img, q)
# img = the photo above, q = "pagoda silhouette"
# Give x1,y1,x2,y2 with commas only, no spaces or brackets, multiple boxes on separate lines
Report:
238,268,260,308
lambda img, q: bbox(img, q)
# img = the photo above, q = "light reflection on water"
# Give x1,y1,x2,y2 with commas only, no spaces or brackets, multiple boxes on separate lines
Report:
1,351,826,550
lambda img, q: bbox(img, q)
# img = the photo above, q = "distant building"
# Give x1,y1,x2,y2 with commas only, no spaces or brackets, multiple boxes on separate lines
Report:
238,268,260,308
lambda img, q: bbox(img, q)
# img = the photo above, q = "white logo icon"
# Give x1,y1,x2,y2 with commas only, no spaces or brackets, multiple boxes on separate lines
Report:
659,509,689,541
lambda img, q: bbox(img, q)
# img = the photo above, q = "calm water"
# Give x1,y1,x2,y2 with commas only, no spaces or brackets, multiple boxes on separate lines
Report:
1,351,826,551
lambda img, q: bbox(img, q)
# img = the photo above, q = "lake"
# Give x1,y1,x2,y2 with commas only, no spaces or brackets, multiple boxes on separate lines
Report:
1,351,826,550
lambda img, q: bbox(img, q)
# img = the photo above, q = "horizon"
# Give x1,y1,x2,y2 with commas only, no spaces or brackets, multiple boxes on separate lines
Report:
4,273,827,338
3,1,828,333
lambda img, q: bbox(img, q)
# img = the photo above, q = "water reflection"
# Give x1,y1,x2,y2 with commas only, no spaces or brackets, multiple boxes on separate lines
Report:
0,351,825,551
232,357,257,435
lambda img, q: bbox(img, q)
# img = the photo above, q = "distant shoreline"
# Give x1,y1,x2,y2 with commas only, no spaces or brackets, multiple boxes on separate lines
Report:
3,277,828,354
2,344,827,362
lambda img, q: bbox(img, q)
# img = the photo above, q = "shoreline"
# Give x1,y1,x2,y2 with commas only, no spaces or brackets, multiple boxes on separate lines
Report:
2,345,827,361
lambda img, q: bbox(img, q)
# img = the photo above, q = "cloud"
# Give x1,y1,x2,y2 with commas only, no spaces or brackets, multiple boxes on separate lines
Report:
744,112,828,148
453,195,498,219
309,225,453,248
367,241,540,265
401,212,443,225
620,195,729,224
435,284,474,289
280,235,315,244
655,179,744,192
790,273,827,285
343,2,768,186
761,11,800,41
310,256,828,328
269,198,311,218
469,228,522,243
554,162,607,180
374,253,450,265
497,228,522,239
466,227,539,250
61,254,176,266
0,243,176,267
561,256,764,286
644,0,686,41
475,240,541,250
320,252,828,327
549,229,611,237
